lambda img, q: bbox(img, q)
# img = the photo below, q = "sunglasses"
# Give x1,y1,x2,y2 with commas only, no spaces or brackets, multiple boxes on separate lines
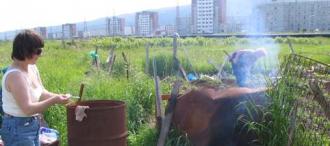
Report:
34,48,43,55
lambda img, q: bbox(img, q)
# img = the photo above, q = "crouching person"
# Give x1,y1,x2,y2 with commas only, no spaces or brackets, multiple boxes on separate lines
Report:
229,48,267,87
1,30,70,146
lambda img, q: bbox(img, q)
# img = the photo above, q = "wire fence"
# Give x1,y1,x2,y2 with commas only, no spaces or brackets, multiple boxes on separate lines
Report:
280,53,330,146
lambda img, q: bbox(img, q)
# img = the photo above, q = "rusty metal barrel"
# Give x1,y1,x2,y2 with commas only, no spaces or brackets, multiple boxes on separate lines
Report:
67,100,127,146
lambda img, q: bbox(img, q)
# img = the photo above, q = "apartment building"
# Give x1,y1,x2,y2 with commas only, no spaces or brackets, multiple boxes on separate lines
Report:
135,11,159,36
62,23,77,39
256,0,330,32
106,17,125,36
34,27,47,39
192,0,226,34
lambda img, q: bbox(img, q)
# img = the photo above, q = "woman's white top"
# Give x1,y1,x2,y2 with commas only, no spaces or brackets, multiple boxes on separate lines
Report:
2,65,43,117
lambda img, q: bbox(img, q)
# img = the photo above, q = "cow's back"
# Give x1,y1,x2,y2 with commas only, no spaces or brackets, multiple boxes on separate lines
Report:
172,87,268,146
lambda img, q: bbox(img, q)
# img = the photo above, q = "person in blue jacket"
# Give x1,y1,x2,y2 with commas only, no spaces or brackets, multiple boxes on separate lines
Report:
229,48,267,87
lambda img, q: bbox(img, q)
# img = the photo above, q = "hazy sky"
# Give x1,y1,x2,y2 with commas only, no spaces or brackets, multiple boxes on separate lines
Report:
0,0,190,32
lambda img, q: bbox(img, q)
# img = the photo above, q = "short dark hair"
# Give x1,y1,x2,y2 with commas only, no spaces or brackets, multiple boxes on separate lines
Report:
11,29,44,61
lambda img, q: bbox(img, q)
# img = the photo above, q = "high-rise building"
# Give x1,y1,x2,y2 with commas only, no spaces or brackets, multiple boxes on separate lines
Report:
47,26,61,40
124,26,135,36
177,17,192,36
34,27,47,39
256,0,330,32
62,23,77,39
176,1,192,36
135,11,159,36
165,25,177,36
106,17,125,36
192,0,226,34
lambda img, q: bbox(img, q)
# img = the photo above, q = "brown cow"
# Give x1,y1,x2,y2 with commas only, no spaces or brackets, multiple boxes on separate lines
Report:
172,87,268,146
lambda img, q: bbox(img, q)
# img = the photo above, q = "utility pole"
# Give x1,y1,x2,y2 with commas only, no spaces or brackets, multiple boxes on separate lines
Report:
112,9,116,37
62,24,65,48
106,17,110,36
112,16,116,37
84,19,87,32
84,18,88,39
173,33,178,60
48,27,52,40
176,0,180,33
4,33,7,41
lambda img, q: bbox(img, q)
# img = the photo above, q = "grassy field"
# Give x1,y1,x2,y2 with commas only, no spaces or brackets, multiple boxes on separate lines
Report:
0,37,329,146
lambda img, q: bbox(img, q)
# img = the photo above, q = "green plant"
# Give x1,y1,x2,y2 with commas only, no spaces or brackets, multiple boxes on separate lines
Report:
1,37,329,146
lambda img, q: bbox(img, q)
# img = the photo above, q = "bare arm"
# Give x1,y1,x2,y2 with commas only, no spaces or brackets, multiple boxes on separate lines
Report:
6,72,69,116
40,89,61,101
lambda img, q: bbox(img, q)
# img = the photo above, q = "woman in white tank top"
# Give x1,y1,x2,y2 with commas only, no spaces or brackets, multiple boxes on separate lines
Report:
1,30,70,146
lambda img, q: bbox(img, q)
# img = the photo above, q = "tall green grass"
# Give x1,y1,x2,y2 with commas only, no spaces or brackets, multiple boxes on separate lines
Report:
0,37,329,145
242,54,330,146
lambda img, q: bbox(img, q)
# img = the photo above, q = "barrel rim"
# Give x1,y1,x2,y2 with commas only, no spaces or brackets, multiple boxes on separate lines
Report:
67,100,126,110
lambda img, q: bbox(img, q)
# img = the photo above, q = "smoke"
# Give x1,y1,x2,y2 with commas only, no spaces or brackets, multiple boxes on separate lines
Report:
225,0,281,88
227,0,267,33
244,38,281,88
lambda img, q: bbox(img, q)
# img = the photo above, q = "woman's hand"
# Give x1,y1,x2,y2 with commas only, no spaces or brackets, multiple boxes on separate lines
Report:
53,94,70,104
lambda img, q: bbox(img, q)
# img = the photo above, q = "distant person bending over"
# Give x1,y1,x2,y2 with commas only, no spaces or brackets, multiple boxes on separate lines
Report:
1,30,70,146
229,48,267,87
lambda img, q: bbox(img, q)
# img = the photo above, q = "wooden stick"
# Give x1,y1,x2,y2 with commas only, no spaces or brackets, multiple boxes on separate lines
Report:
157,81,182,146
325,81,330,94
108,46,115,73
309,80,330,120
287,100,298,146
174,57,188,81
122,52,129,79
145,44,150,74
173,35,178,60
183,48,198,78
179,63,188,81
155,77,163,130
153,58,163,130
208,59,220,70
107,47,115,63
77,83,85,103
109,55,116,74
95,46,99,70
287,38,296,54
223,50,230,58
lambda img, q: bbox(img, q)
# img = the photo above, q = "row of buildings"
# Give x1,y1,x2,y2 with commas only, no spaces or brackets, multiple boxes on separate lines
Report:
256,0,330,32
1,0,330,40
1,11,165,40
223,0,330,33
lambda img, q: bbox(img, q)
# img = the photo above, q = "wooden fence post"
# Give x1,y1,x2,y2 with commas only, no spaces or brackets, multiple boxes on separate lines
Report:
108,46,115,74
287,100,298,146
153,58,163,130
122,52,129,79
309,80,330,120
94,46,100,70
157,81,182,146
174,57,188,81
145,44,150,74
172,33,178,64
